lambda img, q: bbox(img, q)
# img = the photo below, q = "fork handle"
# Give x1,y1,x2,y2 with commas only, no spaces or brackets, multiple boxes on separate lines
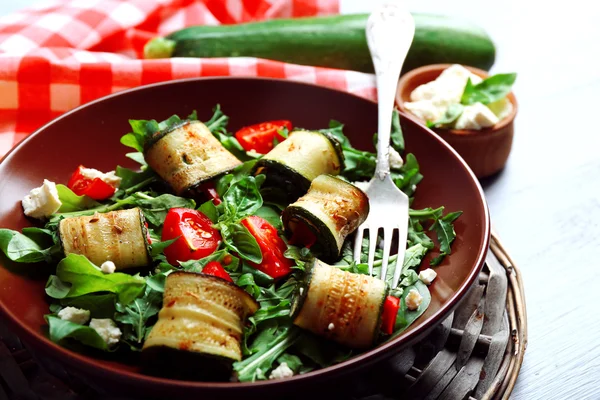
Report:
366,4,415,180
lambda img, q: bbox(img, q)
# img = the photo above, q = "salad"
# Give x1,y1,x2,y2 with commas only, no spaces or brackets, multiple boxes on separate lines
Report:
0,106,461,382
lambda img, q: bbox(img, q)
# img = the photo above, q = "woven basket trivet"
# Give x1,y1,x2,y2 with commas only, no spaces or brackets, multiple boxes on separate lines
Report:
0,231,526,400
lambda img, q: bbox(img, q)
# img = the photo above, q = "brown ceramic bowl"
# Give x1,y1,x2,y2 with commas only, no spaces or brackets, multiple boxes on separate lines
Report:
396,64,518,178
0,78,489,399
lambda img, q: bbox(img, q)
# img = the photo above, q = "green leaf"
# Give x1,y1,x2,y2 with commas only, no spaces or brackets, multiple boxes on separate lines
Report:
180,250,240,273
390,109,405,153
198,200,219,223
0,228,58,263
55,254,145,305
408,219,434,250
409,207,444,221
150,238,177,258
461,73,517,105
56,184,101,213
236,273,261,298
242,263,274,287
125,152,146,165
114,166,156,194
115,286,162,347
45,275,71,299
46,315,108,351
276,353,303,373
427,104,464,128
400,269,419,287
60,294,117,319
204,104,229,133
393,281,431,335
221,223,263,264
221,175,264,221
429,211,462,266
132,193,195,227
254,206,282,230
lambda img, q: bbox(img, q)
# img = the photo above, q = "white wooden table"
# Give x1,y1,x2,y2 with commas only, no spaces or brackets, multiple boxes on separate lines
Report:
2,0,599,398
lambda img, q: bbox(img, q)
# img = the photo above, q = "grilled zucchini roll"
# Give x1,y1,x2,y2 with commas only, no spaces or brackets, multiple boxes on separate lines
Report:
254,130,343,201
291,258,387,349
144,120,242,195
142,272,259,380
58,208,151,270
282,174,369,262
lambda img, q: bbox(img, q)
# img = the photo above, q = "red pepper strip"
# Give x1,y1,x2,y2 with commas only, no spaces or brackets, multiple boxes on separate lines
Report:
381,295,400,335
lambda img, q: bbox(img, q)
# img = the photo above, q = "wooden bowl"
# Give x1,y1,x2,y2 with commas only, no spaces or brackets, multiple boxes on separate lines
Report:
0,78,490,399
396,64,518,178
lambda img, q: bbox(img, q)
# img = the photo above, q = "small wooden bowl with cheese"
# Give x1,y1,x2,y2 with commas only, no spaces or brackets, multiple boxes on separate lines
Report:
396,64,517,178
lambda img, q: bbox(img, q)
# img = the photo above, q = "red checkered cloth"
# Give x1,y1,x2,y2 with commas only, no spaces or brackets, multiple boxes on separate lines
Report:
0,0,376,159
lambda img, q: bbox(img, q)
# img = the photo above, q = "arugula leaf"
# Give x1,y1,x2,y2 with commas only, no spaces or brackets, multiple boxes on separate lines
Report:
393,281,431,335
409,207,444,221
180,250,240,273
276,353,304,373
121,111,198,152
126,152,146,165
0,228,60,263
204,104,229,133
426,104,464,128
150,238,177,258
401,243,429,275
115,285,162,349
60,294,117,319
56,184,101,213
114,166,156,195
390,110,405,153
461,73,517,105
236,273,261,298
429,211,463,266
399,269,419,287
220,223,262,264
293,332,353,367
52,254,145,305
408,219,434,250
46,315,108,351
45,275,71,299
132,193,195,227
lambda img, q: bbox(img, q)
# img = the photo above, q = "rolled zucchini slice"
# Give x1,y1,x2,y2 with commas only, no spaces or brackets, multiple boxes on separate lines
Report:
58,208,151,270
254,130,344,201
144,120,242,195
142,271,259,380
282,174,369,262
291,258,388,349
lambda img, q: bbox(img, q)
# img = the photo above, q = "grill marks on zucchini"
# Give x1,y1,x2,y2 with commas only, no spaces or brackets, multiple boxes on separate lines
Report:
255,130,343,201
283,175,368,262
144,121,242,195
142,272,258,380
292,259,387,349
58,208,151,270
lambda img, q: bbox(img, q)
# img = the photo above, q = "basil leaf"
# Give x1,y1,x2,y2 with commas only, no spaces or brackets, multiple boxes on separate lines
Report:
461,73,517,105
132,193,195,227
55,184,101,213
254,205,282,230
198,200,219,223
221,223,262,264
46,315,108,351
236,273,261,298
242,263,274,287
55,254,145,305
427,104,464,128
393,281,431,335
150,238,177,258
0,228,59,263
221,175,263,221
60,294,117,319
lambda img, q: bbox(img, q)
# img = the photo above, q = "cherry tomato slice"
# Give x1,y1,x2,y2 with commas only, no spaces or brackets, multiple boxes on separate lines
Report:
234,120,292,154
241,216,293,279
67,165,116,200
381,295,400,335
161,208,221,266
202,261,233,282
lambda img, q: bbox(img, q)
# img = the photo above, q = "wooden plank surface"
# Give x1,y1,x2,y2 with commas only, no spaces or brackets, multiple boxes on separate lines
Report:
2,0,599,399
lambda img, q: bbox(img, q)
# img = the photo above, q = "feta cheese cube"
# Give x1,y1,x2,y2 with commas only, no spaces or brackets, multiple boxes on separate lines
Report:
389,147,404,169
328,323,335,331
453,102,499,130
57,307,90,325
22,179,62,219
80,167,121,188
405,288,423,311
100,260,116,274
418,268,437,285
487,97,514,121
404,100,445,122
89,318,122,346
268,362,294,380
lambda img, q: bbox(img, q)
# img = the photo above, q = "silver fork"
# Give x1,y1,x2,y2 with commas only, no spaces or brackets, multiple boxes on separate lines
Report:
353,3,415,288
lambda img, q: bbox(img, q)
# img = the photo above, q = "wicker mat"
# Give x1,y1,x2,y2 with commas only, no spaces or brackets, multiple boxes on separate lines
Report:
0,231,526,400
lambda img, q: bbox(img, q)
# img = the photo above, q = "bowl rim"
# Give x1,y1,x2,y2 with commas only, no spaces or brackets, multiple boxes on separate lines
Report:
0,76,490,391
396,63,518,137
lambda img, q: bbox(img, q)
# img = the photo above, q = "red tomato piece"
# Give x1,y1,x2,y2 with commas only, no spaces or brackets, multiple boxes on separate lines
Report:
381,295,400,335
67,165,116,200
287,220,317,249
234,120,292,154
241,216,293,279
161,208,221,266
202,261,233,282
196,181,221,205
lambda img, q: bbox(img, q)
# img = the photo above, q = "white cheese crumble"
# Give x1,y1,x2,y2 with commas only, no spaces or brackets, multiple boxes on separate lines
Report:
57,307,90,325
299,287,304,296
100,260,116,274
405,64,512,130
268,362,294,380
405,289,423,311
79,167,121,188
389,147,404,169
22,179,62,219
89,318,122,346
418,268,437,285
328,323,335,331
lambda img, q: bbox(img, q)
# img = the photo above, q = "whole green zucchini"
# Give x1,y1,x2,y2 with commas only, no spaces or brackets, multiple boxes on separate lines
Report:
144,13,495,73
